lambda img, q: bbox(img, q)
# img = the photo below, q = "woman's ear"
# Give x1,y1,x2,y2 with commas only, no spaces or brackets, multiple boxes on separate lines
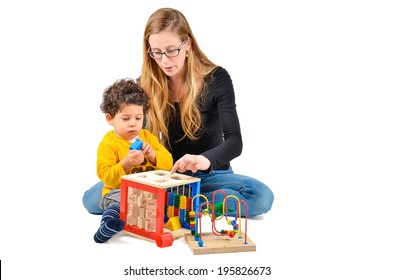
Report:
185,37,192,51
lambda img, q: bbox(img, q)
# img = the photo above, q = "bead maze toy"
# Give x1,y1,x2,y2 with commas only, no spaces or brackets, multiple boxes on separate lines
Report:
120,170,200,248
184,190,256,255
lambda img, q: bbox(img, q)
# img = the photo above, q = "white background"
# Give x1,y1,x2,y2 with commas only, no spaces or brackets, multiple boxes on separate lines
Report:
1,0,392,279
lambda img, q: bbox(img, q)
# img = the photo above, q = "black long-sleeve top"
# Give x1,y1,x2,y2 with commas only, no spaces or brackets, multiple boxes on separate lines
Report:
168,66,243,170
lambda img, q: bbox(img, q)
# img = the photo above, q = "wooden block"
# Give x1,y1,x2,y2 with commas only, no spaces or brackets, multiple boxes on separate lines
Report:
128,194,136,204
144,191,153,198
137,216,145,229
139,207,145,218
130,205,139,216
164,216,182,230
137,196,145,207
146,208,156,220
127,214,137,226
146,197,157,206
184,232,256,255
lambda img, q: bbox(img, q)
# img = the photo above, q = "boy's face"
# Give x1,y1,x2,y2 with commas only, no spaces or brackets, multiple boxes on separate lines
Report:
106,104,144,141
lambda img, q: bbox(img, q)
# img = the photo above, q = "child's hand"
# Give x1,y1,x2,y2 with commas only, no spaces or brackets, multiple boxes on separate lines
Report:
127,150,145,165
141,142,156,165
121,150,145,172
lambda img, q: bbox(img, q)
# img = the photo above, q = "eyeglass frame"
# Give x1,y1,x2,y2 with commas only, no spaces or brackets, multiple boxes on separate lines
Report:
147,40,186,59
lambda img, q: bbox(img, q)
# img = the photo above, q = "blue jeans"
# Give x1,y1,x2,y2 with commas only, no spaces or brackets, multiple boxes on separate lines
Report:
82,167,274,217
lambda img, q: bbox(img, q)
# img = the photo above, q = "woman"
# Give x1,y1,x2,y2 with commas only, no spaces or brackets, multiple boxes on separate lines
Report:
83,7,274,217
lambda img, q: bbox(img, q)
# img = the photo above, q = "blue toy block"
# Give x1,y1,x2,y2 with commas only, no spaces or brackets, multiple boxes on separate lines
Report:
130,139,143,150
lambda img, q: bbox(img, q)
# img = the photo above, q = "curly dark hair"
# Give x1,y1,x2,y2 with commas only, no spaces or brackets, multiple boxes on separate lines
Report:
100,78,150,117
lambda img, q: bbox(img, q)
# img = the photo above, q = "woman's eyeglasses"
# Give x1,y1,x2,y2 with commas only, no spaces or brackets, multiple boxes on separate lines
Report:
148,40,186,59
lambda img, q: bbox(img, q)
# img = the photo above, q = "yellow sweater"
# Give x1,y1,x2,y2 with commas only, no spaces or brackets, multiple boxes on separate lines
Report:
97,129,173,196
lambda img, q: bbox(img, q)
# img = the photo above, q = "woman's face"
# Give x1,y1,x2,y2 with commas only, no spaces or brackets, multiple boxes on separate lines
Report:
148,30,190,78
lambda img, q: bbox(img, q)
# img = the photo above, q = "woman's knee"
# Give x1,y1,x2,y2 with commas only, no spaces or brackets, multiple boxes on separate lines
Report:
257,185,274,214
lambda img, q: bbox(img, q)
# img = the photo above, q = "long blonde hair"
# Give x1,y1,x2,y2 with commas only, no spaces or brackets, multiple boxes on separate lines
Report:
140,8,217,146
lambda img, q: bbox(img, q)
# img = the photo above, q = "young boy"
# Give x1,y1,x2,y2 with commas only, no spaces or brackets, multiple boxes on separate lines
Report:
94,78,173,243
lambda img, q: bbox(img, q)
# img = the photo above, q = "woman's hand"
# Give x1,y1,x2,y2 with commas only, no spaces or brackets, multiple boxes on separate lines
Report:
170,154,210,174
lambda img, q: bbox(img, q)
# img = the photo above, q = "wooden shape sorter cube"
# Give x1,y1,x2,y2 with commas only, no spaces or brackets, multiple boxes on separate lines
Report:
120,170,200,248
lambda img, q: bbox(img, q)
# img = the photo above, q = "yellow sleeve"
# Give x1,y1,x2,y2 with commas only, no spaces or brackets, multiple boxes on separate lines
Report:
96,132,127,189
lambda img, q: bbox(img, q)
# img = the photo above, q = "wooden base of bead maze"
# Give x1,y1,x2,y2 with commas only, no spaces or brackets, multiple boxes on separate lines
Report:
184,231,256,255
